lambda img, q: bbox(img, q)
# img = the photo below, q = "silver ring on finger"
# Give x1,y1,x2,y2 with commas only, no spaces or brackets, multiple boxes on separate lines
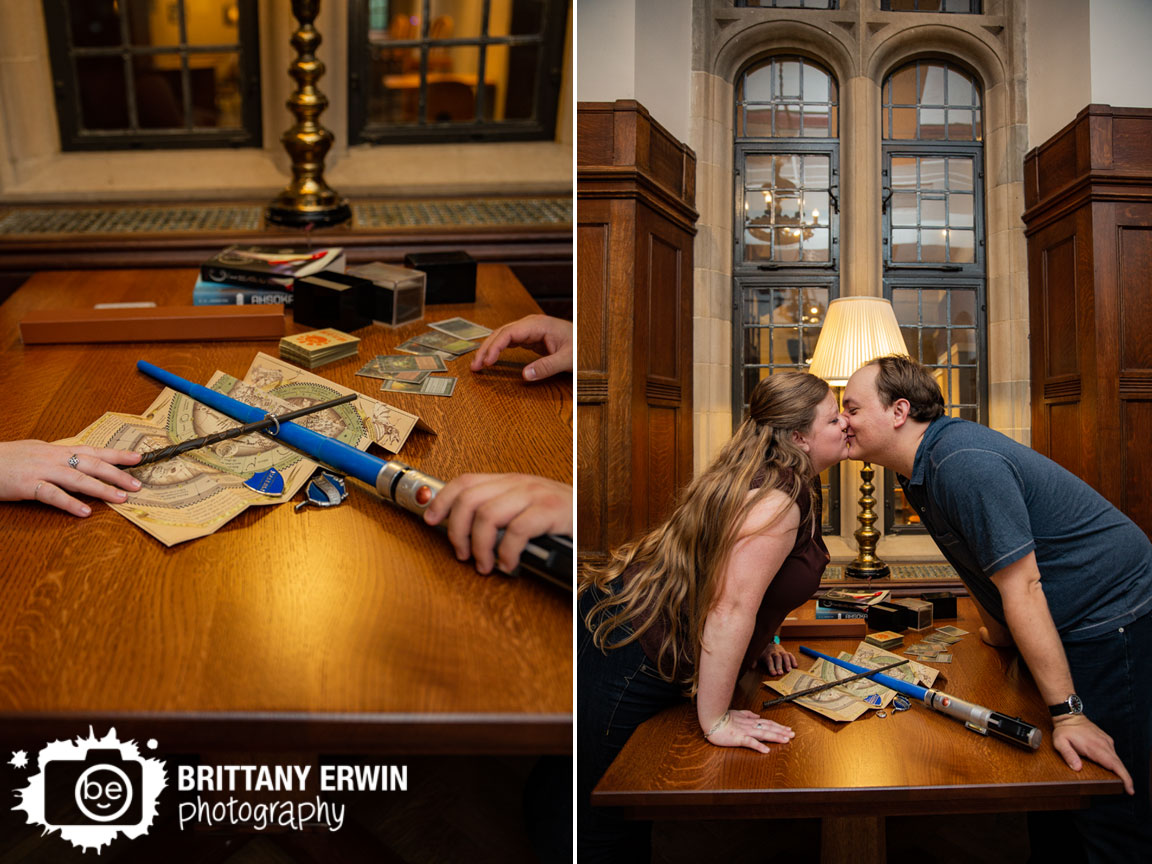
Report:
756,722,764,729
33,481,45,500
68,453,80,469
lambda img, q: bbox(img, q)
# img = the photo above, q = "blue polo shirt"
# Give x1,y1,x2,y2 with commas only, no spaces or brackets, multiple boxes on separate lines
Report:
899,417,1152,643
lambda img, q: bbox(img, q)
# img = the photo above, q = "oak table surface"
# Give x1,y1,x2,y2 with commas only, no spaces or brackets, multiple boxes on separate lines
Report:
594,598,1123,817
0,266,572,754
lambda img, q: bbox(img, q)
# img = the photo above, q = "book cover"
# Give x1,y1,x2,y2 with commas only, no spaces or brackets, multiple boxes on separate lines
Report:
193,277,293,307
200,245,345,288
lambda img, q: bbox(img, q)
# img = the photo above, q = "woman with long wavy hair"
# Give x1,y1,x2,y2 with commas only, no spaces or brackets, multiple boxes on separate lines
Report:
577,370,849,861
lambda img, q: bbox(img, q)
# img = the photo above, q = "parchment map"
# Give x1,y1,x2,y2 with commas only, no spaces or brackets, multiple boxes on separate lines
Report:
56,353,434,546
764,642,941,723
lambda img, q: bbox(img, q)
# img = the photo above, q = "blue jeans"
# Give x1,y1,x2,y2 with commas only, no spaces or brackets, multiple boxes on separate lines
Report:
577,587,683,864
1058,609,1152,862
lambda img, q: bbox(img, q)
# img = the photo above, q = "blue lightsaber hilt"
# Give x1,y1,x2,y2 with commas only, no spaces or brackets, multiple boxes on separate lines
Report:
137,360,571,589
799,645,1041,749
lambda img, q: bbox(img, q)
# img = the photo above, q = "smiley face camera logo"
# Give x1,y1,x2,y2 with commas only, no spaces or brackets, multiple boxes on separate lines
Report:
14,728,166,853
45,748,143,826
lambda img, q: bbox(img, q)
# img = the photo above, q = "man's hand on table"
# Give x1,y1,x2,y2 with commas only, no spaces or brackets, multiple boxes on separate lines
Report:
1052,713,1135,795
0,440,141,517
424,472,572,575
470,314,573,382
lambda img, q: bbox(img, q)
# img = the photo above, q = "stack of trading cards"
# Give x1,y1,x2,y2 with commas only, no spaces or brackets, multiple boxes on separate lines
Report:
279,328,361,369
355,317,493,397
864,630,904,650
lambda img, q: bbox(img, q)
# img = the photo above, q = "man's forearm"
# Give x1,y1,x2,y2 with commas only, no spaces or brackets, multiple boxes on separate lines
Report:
993,556,1076,704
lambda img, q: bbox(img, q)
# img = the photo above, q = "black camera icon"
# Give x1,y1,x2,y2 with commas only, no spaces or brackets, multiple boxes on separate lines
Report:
43,749,143,826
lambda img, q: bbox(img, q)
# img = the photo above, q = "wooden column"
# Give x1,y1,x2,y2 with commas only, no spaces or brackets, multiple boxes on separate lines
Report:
1023,104,1152,536
576,100,699,566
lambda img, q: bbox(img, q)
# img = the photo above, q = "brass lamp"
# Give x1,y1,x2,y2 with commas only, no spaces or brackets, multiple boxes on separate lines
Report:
266,0,350,228
807,296,908,580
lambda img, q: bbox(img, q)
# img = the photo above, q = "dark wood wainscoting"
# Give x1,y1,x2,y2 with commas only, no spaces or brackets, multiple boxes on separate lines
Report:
577,100,698,567
1023,104,1152,536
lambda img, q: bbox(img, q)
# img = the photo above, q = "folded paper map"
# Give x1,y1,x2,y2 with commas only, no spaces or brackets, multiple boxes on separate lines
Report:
56,353,434,546
764,642,941,722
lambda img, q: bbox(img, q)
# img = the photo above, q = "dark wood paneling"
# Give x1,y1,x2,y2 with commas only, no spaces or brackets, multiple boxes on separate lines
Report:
577,404,606,553
577,212,610,373
1049,402,1084,483
647,233,681,380
1122,400,1152,537
1025,104,1152,535
1041,237,1078,378
1118,226,1152,370
647,406,678,528
576,100,698,565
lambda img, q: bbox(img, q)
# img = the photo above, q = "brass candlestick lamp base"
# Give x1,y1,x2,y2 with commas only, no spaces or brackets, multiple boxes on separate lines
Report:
266,0,350,228
846,461,890,580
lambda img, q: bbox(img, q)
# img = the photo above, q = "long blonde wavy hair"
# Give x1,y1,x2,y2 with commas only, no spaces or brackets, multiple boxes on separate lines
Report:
578,371,830,694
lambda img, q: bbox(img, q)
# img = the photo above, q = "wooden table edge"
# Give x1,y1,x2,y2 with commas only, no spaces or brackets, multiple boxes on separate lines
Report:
591,776,1125,818
0,711,573,755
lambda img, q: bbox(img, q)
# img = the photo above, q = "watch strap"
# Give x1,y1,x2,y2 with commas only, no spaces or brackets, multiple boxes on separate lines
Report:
1048,695,1082,717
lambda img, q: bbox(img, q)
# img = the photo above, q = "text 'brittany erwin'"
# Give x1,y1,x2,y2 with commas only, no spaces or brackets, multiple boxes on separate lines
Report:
177,763,408,793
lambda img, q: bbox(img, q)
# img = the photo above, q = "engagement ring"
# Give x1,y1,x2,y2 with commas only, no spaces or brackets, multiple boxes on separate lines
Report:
68,454,80,469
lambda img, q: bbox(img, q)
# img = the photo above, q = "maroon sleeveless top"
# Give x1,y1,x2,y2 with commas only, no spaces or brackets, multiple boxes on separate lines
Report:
625,478,829,674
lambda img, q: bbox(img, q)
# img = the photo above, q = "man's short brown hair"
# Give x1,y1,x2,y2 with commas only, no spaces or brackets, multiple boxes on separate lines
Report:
866,355,946,422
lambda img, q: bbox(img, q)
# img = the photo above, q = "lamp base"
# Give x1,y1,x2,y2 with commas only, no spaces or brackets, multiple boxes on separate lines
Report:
265,202,351,228
845,561,891,581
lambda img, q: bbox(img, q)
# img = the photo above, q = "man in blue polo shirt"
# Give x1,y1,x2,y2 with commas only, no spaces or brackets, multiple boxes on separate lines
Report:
842,355,1152,862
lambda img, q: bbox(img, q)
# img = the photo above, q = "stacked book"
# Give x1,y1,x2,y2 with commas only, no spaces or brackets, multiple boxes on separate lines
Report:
194,245,346,307
815,587,892,619
279,328,361,369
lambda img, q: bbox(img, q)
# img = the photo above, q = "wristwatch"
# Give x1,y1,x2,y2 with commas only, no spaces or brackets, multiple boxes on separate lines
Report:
1048,694,1084,717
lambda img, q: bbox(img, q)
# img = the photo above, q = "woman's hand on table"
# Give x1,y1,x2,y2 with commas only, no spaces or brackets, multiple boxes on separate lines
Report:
0,440,142,517
760,642,798,676
703,709,795,753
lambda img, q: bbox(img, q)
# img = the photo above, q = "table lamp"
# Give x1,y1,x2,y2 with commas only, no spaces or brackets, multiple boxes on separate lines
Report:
807,296,908,580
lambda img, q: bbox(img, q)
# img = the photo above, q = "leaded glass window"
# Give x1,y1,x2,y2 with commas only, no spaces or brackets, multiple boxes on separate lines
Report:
737,56,838,139
349,0,569,144
882,61,982,142
882,60,987,533
734,56,841,533
881,0,982,11
42,0,262,151
737,1,838,8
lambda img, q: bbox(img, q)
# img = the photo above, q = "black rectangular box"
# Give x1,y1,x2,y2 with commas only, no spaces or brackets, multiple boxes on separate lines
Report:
920,591,958,619
292,271,372,331
866,602,906,632
403,251,477,304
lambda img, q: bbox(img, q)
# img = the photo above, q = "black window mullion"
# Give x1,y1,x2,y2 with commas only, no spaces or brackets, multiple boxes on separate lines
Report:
418,0,431,126
475,0,492,123
116,2,139,132
176,0,193,131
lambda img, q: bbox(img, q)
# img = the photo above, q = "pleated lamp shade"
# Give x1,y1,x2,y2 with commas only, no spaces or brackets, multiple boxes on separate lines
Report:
807,296,908,387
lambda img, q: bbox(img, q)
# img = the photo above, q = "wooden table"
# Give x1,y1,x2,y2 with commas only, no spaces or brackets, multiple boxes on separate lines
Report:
592,598,1123,863
0,265,571,755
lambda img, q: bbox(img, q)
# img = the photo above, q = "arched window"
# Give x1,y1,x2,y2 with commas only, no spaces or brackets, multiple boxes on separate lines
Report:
734,55,840,531
881,59,987,532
